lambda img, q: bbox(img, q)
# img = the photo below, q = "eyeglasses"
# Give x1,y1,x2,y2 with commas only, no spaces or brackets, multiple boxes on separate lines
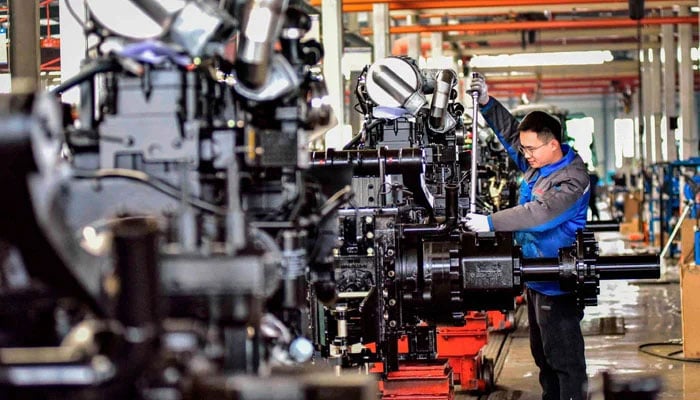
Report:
518,142,548,156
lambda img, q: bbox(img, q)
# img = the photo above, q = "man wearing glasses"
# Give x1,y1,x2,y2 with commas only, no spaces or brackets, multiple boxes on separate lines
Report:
466,73,591,400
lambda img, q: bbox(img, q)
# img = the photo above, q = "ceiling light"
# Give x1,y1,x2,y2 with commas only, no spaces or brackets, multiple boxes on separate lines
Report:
470,51,614,68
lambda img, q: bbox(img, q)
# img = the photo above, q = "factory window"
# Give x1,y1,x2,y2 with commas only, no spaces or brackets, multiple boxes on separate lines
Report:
614,118,635,168
566,117,596,171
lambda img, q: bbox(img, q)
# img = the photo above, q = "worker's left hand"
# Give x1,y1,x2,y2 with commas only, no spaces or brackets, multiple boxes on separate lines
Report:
465,213,491,232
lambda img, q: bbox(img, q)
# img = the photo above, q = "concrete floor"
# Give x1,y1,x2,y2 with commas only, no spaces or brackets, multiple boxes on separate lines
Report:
455,231,700,400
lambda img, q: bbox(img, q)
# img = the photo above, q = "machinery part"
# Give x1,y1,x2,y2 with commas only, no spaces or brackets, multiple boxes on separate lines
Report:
381,361,454,400
85,0,178,39
349,229,661,378
365,57,427,115
191,370,378,399
469,72,480,213
428,69,457,133
310,148,433,210
319,55,661,399
237,0,289,88
479,356,495,393
586,220,621,232
521,231,659,308
111,216,162,331
310,148,424,176
395,230,660,326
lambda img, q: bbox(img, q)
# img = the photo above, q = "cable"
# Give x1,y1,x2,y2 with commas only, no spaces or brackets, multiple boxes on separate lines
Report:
65,0,88,31
638,340,700,363
72,168,227,215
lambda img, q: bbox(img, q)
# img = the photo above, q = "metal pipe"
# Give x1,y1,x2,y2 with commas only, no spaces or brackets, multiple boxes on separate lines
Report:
469,77,479,213
585,220,620,232
445,184,458,224
660,201,692,259
309,148,424,176
429,69,456,131
128,0,172,26
520,254,660,281
112,216,161,328
236,0,288,88
520,258,559,280
596,254,661,280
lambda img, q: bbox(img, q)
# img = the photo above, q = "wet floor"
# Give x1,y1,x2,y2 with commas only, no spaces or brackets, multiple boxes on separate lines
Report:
456,231,700,400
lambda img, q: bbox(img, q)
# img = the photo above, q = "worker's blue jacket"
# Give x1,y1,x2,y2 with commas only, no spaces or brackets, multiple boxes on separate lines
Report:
480,97,590,296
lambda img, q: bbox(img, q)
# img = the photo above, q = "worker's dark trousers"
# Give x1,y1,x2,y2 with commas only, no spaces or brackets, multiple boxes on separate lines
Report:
526,288,587,400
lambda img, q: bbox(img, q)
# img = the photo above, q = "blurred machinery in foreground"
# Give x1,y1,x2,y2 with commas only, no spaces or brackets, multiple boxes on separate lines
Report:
0,0,376,399
587,371,663,400
309,56,660,399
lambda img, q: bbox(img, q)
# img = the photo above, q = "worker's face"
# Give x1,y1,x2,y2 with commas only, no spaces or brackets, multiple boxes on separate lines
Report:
518,130,558,168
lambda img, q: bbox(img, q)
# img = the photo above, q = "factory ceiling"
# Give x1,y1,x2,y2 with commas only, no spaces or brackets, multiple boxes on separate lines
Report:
309,0,699,100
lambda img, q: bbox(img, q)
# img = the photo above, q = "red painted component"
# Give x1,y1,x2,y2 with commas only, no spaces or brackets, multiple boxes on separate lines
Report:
487,310,513,331
436,312,488,389
40,37,60,49
381,361,454,400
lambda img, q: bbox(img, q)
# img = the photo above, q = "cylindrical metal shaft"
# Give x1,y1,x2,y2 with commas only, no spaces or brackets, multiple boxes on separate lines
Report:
519,258,559,280
596,254,660,280
585,220,621,232
445,184,458,224
112,216,161,328
469,89,479,213
520,254,660,281
310,148,423,176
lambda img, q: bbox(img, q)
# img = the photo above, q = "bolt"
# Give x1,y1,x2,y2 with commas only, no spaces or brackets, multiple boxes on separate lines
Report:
366,232,374,239
387,270,395,278
387,249,395,257
388,299,396,306
367,247,375,256
389,320,397,327
365,216,373,224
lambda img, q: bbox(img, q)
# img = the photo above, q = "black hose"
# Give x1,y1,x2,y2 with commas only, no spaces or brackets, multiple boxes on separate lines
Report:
50,59,121,96
638,340,700,362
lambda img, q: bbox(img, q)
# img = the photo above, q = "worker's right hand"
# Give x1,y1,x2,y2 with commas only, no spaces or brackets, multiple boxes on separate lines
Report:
469,73,490,106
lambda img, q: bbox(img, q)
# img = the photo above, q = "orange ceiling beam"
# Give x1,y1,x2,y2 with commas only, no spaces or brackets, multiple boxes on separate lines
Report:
487,75,638,84
314,0,686,12
358,16,696,35
308,0,681,8
492,83,618,89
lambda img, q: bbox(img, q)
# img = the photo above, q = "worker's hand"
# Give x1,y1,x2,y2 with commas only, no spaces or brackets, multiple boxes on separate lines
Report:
465,213,491,232
469,73,490,106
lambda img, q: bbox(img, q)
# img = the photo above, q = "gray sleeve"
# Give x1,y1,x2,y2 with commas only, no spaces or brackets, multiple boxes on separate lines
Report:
490,170,589,232
481,97,521,149
481,97,528,171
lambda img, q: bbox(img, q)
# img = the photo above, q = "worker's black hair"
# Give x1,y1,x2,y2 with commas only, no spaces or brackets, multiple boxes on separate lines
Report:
518,111,562,143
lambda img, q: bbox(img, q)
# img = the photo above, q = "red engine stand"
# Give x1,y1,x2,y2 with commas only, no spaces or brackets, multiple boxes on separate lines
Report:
380,360,454,400
436,312,489,391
